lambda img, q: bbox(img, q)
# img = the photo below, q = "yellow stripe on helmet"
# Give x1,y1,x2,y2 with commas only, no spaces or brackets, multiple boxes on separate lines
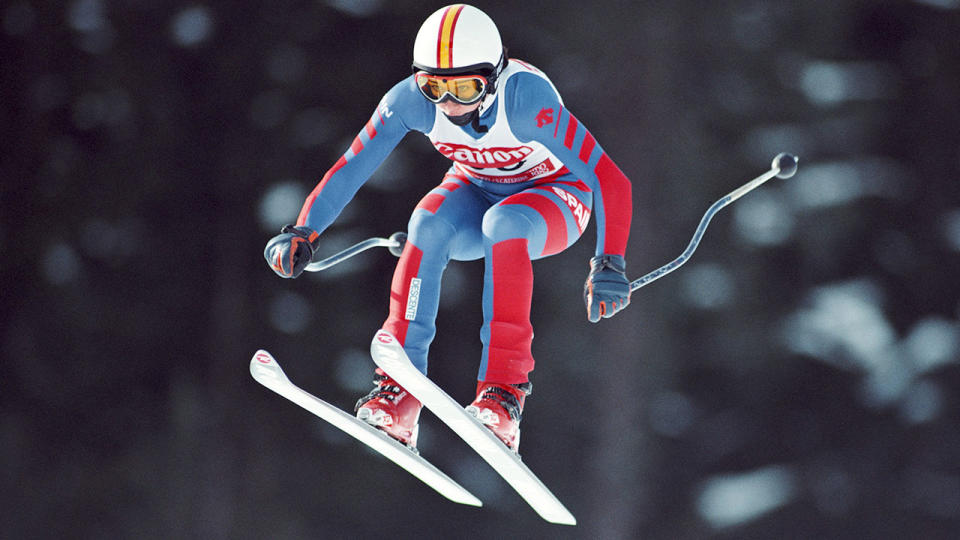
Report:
437,4,464,69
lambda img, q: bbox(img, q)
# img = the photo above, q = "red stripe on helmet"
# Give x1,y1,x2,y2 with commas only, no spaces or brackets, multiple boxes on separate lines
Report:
435,5,464,69
446,5,463,68
435,7,449,68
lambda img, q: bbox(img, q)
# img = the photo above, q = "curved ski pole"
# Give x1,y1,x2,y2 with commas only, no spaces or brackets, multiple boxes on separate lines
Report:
305,231,407,272
630,153,798,292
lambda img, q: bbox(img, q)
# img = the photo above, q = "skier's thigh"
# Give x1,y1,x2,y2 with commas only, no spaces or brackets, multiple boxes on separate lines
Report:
408,178,490,261
482,181,592,259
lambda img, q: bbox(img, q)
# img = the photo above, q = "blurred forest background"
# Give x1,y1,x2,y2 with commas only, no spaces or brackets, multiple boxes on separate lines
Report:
3,1,960,538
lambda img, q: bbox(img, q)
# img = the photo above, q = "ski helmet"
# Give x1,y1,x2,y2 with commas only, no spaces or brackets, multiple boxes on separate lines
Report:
412,5,506,85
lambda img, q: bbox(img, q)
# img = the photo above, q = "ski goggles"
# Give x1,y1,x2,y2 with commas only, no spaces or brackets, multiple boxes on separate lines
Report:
414,72,488,105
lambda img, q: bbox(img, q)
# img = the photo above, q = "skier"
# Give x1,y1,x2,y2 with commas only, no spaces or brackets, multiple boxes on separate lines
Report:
264,4,633,452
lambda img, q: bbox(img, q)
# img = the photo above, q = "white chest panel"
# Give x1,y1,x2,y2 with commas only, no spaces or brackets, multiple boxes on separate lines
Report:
425,62,565,184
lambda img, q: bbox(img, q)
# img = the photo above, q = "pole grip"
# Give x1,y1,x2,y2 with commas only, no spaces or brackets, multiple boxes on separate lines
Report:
305,232,406,273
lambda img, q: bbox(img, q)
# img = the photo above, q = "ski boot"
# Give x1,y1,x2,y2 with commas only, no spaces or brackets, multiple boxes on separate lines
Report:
465,381,533,452
355,368,422,451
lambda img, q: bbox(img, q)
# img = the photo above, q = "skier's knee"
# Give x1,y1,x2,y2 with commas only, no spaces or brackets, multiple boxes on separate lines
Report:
407,210,456,249
482,205,534,244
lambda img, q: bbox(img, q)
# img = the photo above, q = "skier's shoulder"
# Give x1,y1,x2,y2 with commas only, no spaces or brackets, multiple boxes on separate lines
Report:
502,59,563,113
505,58,550,79
501,59,563,138
379,74,435,133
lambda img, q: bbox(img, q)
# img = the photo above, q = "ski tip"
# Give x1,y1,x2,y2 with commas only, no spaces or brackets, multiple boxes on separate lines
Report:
371,329,399,348
370,330,407,369
252,349,275,365
458,494,483,507
250,349,289,385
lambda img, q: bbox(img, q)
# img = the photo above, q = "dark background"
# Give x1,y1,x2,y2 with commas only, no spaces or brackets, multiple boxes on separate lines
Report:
3,1,959,538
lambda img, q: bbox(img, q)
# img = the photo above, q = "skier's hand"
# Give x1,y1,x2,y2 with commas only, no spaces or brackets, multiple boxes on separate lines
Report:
584,254,630,322
264,225,321,278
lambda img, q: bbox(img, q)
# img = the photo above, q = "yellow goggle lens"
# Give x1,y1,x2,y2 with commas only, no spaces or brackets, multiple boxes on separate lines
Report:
415,73,486,104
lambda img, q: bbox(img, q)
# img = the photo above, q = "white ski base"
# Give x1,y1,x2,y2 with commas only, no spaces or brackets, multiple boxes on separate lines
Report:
370,331,577,526
249,349,481,507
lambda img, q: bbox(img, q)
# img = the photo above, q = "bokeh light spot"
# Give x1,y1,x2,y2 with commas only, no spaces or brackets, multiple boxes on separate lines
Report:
170,5,213,47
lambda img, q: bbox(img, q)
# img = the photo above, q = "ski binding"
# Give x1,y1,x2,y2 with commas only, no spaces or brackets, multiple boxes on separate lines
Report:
370,331,576,525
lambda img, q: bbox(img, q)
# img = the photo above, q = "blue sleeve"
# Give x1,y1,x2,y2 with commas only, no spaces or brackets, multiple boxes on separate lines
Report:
296,75,436,233
507,72,633,257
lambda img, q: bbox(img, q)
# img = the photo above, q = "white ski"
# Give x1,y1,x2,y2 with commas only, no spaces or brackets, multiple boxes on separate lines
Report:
369,331,577,525
249,349,482,507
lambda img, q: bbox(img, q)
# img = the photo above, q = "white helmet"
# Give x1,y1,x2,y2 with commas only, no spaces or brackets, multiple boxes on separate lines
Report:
412,4,505,78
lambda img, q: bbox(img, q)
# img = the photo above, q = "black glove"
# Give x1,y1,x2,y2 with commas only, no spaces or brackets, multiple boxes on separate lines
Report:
264,225,321,278
584,254,631,322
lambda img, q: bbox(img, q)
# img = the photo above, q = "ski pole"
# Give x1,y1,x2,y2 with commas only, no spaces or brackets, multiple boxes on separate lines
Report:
629,152,798,292
305,231,407,272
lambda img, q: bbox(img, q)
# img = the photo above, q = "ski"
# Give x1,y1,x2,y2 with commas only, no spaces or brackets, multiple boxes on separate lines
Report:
369,330,577,525
249,349,482,507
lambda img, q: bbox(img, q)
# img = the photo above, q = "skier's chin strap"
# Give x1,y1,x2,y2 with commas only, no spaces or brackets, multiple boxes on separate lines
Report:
470,109,488,133
444,109,476,127
444,108,489,134
444,92,496,132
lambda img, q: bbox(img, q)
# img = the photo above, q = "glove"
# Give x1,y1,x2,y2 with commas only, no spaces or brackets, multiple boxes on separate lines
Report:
584,254,631,323
264,225,321,278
